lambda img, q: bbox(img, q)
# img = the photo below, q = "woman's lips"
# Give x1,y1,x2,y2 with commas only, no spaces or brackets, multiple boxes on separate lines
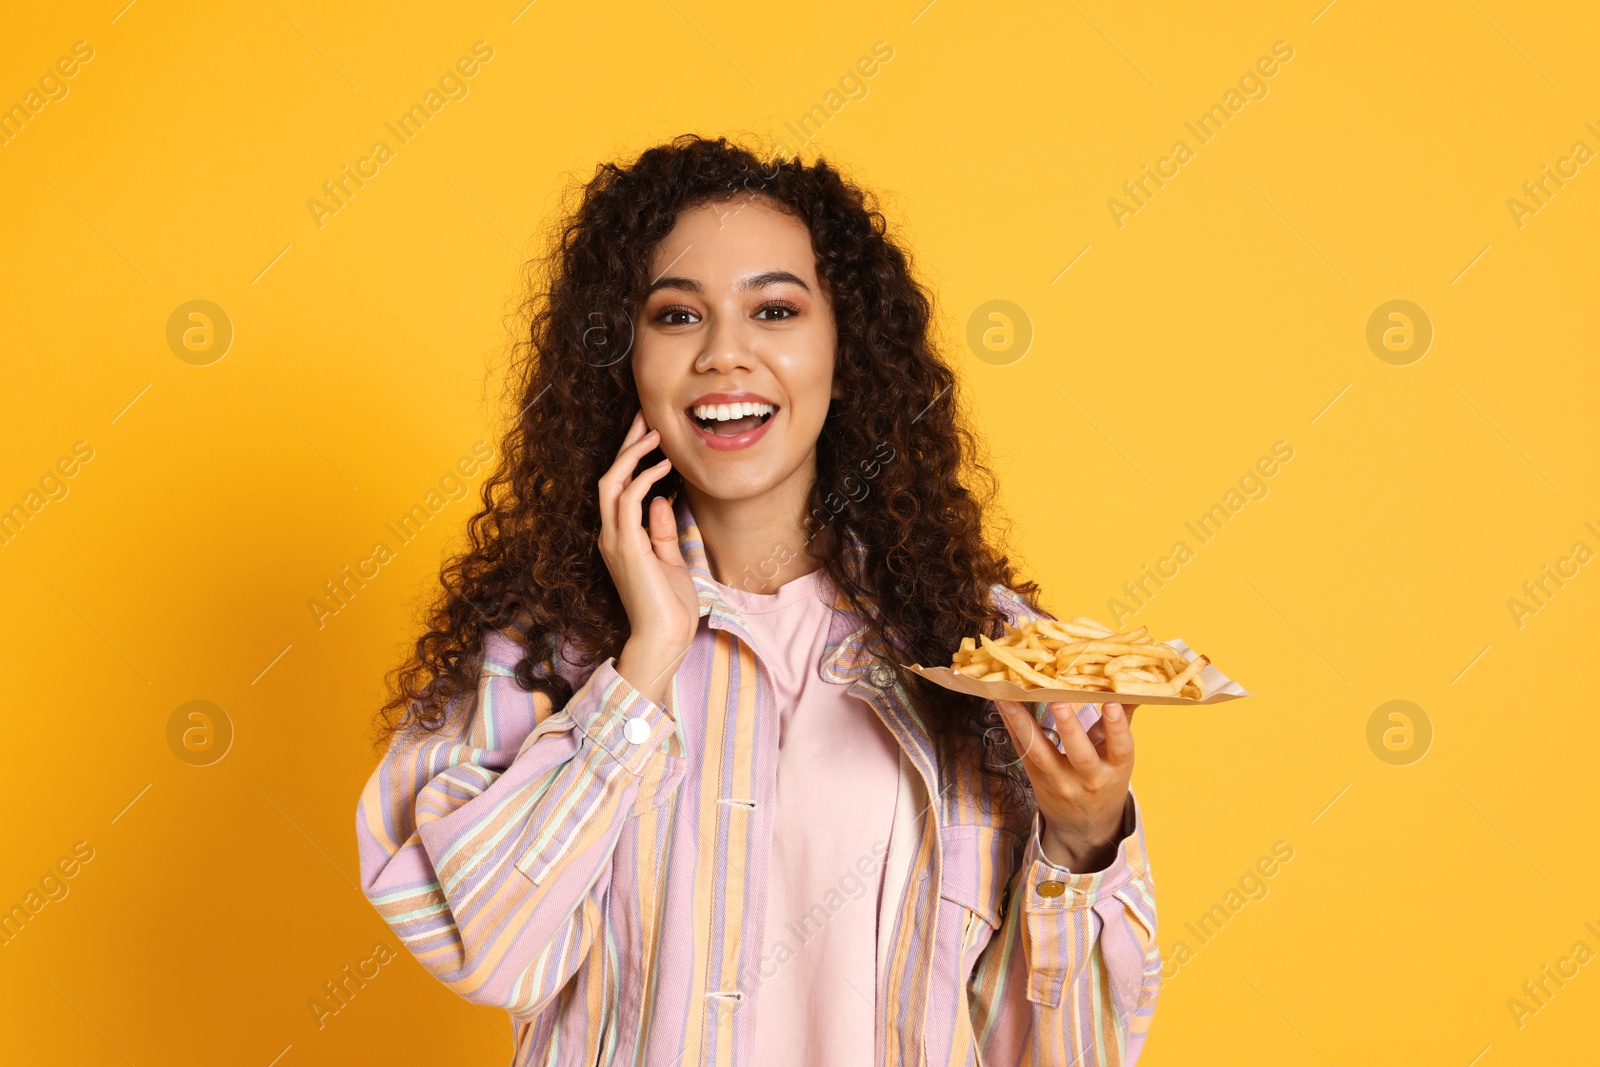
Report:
684,408,776,452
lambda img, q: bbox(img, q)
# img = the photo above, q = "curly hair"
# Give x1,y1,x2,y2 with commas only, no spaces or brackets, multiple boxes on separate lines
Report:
374,134,1044,819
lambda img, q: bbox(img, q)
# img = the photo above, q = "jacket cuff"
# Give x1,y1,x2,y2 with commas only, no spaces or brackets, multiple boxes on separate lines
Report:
558,657,677,776
1020,792,1149,1006
1026,793,1139,896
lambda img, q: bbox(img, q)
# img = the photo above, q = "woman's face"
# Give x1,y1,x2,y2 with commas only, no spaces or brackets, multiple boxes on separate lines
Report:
632,196,838,504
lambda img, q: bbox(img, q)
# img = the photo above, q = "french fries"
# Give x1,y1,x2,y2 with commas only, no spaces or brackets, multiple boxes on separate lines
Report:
949,615,1210,698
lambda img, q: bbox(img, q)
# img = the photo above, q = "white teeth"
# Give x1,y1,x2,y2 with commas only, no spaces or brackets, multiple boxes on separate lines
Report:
691,402,776,421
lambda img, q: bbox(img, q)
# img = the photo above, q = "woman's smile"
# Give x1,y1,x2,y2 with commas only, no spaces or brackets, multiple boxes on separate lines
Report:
685,391,780,451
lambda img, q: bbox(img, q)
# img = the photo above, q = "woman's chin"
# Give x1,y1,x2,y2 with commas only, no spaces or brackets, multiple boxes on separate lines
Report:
679,469,776,503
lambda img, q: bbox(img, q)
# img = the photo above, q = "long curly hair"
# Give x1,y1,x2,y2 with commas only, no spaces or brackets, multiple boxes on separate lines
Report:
374,134,1043,818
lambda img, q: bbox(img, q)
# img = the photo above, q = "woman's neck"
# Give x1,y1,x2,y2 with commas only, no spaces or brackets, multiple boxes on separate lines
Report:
685,459,825,596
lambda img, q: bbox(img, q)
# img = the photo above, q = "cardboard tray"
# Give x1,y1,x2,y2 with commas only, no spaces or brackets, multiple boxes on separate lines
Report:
905,638,1251,706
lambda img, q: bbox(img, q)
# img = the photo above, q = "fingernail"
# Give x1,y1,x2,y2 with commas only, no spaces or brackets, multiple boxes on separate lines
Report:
1104,702,1122,720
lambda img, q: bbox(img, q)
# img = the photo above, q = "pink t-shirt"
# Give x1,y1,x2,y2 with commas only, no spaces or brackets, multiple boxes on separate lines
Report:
710,567,901,1067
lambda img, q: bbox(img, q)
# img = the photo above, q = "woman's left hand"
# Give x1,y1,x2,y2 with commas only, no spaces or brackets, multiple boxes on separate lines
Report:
993,699,1138,873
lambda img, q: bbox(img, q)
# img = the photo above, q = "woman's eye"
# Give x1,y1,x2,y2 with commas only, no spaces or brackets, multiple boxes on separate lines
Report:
656,306,700,326
755,303,799,321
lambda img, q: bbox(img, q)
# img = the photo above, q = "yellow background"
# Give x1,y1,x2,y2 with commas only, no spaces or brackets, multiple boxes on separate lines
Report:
3,0,1596,1063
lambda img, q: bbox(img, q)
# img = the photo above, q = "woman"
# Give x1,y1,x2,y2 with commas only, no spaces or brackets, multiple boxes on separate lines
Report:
356,135,1160,1066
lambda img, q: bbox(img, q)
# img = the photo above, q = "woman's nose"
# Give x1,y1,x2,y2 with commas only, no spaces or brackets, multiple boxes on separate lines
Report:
694,311,757,373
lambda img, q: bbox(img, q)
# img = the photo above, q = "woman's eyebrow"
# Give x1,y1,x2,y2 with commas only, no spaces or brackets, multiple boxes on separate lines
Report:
737,270,810,292
643,270,811,297
645,275,701,296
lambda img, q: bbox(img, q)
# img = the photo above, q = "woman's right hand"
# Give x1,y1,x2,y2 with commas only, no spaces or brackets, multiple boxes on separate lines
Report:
599,411,700,706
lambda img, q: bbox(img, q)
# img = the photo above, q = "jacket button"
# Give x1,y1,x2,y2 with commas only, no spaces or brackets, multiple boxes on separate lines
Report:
1036,880,1067,898
868,664,894,687
622,716,651,745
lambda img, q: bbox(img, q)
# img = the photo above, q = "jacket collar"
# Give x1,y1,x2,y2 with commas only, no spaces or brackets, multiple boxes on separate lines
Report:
673,493,878,681
673,492,945,821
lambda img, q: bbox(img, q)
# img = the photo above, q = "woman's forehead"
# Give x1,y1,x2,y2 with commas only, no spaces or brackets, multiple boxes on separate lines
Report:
648,198,817,285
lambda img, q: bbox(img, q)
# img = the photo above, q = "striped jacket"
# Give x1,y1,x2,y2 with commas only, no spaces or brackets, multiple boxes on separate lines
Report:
356,498,1161,1065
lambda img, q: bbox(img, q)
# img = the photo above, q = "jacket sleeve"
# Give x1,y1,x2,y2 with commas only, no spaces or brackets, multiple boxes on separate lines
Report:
968,790,1161,1065
355,642,686,1016
969,584,1162,1064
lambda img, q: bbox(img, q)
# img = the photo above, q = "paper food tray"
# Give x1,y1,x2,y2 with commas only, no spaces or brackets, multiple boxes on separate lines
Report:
905,638,1251,706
